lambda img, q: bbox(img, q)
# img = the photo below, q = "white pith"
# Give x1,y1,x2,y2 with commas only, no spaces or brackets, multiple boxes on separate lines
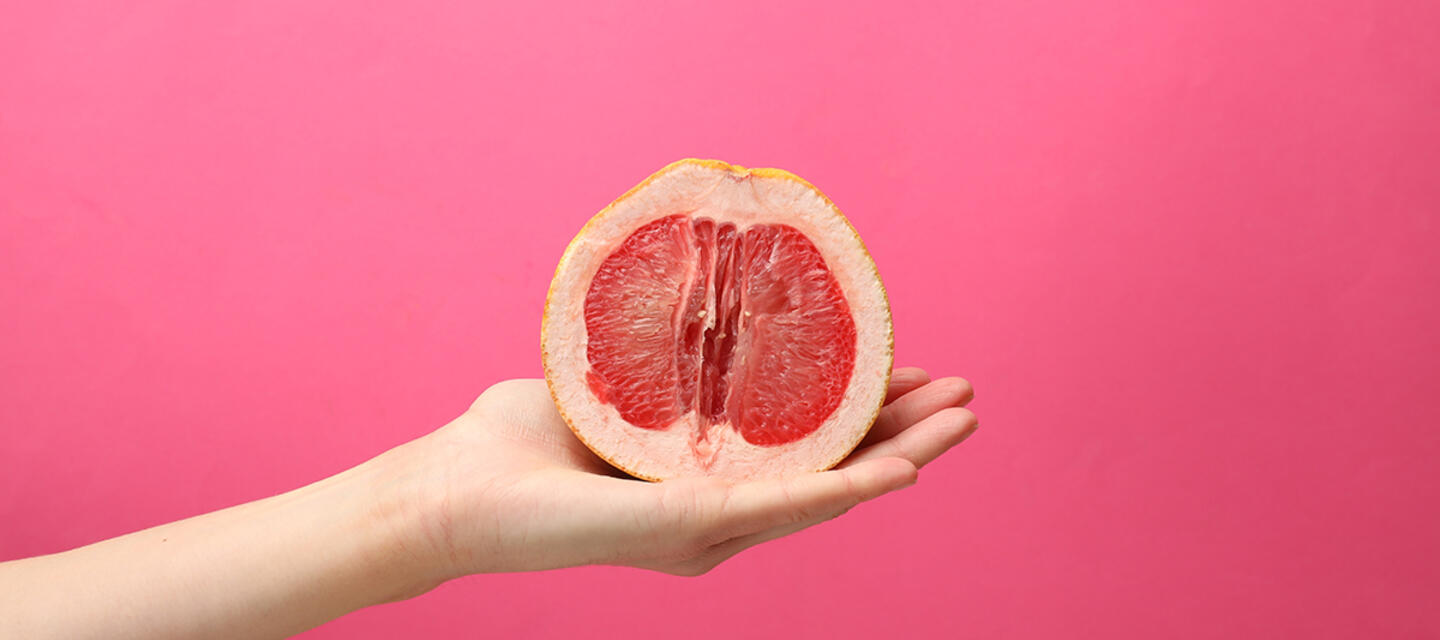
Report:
542,161,892,481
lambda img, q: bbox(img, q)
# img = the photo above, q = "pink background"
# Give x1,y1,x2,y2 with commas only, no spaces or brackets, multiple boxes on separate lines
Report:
3,1,1437,637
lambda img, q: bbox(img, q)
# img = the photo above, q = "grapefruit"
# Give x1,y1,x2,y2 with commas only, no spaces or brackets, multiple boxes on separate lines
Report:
542,159,892,481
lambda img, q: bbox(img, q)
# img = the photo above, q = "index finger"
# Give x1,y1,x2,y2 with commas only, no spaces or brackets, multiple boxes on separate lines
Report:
707,457,917,543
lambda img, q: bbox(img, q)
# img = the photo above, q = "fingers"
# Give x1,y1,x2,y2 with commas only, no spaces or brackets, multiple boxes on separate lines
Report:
842,406,978,470
863,377,974,447
885,367,931,403
692,502,850,572
686,457,916,549
648,457,917,576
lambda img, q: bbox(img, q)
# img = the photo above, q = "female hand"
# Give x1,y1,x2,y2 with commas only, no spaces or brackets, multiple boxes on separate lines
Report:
394,367,978,578
0,367,975,639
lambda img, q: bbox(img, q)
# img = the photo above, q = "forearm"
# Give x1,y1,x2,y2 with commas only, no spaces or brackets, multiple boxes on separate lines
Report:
0,443,445,639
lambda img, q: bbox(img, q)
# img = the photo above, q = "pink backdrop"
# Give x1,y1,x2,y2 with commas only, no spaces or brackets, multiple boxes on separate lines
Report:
3,1,1437,637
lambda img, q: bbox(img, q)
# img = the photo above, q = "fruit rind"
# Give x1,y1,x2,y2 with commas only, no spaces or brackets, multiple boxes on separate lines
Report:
542,159,894,481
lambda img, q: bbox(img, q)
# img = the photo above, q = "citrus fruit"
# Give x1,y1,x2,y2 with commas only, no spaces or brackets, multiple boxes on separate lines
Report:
542,159,892,481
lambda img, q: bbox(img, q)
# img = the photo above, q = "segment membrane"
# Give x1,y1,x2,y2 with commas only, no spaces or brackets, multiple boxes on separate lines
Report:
584,214,857,446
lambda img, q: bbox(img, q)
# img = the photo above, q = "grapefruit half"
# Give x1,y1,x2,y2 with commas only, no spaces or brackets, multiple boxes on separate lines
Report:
542,159,892,481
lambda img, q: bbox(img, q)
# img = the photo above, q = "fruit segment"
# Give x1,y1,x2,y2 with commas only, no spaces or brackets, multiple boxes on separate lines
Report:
583,214,857,446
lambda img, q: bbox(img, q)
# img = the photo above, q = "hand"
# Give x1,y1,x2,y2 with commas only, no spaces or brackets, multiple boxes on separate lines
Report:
0,367,975,639
396,367,977,578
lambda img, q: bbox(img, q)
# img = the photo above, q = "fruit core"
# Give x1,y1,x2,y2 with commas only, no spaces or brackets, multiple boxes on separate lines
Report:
583,214,857,448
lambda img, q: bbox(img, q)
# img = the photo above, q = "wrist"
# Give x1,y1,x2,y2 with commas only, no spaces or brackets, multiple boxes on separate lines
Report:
334,438,457,602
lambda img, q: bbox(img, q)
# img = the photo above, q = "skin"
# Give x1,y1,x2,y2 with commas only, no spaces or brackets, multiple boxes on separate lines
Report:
0,367,976,639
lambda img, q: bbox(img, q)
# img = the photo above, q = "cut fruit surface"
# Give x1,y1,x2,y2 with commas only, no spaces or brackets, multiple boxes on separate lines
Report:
542,159,892,481
583,214,857,446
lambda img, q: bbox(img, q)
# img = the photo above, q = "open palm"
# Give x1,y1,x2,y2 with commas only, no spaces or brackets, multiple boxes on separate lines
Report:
410,367,976,577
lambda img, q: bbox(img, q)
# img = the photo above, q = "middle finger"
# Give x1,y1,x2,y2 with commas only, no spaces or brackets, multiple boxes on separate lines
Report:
863,377,974,447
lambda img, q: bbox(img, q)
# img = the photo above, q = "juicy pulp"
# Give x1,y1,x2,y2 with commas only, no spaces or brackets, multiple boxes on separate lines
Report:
583,214,858,447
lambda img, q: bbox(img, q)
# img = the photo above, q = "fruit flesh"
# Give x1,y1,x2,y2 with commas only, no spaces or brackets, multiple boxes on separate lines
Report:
584,214,857,447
